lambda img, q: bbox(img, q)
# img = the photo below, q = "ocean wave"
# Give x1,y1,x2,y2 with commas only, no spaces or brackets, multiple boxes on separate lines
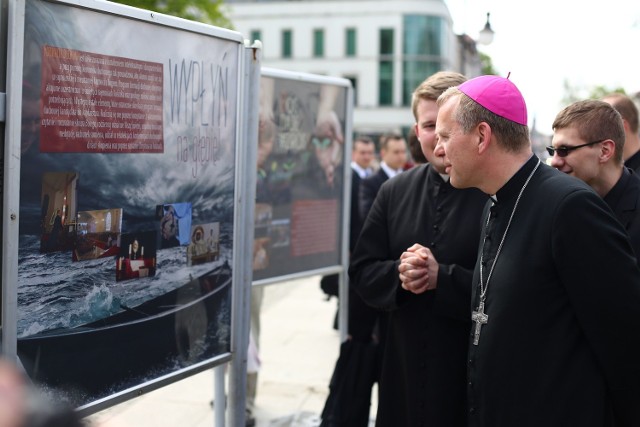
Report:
17,239,231,337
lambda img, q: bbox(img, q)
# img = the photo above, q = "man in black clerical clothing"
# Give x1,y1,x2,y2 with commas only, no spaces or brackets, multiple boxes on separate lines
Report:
349,71,486,427
601,93,640,173
550,99,640,264
423,75,640,427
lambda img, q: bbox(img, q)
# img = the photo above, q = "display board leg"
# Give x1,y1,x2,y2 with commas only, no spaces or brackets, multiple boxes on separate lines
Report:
214,364,226,426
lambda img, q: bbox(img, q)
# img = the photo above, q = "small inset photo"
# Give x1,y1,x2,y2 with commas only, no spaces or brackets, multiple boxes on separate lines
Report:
155,202,192,249
255,203,273,228
40,171,78,253
270,218,290,248
187,222,220,267
116,231,157,281
253,237,271,271
73,208,122,262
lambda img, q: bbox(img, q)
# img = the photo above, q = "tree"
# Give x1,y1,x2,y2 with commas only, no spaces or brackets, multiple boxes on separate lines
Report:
479,52,497,76
112,0,232,29
561,79,626,105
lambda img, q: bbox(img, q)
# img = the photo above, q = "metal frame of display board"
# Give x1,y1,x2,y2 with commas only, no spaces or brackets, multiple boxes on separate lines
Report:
252,67,353,341
1,0,258,421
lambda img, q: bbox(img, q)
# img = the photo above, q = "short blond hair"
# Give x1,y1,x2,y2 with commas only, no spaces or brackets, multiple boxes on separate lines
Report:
411,71,467,121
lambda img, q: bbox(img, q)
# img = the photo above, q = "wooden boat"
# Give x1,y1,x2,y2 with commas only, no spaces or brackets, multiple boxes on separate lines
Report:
17,262,232,405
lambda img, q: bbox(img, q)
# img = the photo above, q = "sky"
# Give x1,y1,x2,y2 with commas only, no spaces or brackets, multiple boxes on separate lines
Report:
444,0,640,134
21,2,238,234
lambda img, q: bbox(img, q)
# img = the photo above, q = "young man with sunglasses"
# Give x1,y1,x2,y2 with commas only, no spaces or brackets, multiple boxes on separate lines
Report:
550,99,640,264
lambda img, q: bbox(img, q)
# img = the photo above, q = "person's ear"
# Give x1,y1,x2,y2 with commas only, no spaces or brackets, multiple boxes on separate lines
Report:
477,122,492,154
600,139,616,163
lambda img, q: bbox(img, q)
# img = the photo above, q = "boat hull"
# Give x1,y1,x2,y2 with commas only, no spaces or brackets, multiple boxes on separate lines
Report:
18,263,232,405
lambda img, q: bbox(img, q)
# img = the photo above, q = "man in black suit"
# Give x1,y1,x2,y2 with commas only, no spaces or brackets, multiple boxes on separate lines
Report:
358,133,407,219
344,136,382,338
349,136,375,251
550,99,640,264
602,93,640,173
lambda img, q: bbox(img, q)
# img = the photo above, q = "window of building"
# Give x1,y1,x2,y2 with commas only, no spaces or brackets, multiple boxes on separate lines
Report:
402,60,441,105
379,29,394,106
345,28,356,57
379,61,393,106
282,29,292,58
250,30,261,43
402,15,448,105
313,29,324,57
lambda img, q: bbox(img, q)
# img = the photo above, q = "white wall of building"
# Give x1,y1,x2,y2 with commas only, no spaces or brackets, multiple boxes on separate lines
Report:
229,0,462,134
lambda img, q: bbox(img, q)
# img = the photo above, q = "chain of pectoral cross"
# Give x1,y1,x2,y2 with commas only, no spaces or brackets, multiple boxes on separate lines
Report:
472,159,540,346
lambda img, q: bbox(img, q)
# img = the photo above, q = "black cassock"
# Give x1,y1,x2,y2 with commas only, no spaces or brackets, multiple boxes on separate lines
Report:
469,156,640,427
603,166,640,265
625,149,640,174
349,164,487,427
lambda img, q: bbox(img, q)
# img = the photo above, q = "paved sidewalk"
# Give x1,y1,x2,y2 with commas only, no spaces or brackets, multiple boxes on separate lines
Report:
87,275,375,427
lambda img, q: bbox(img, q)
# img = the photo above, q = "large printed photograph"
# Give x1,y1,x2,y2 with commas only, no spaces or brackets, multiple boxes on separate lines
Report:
253,75,348,281
17,1,239,407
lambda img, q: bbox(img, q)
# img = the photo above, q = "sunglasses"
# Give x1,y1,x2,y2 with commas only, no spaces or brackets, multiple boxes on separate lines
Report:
546,139,605,158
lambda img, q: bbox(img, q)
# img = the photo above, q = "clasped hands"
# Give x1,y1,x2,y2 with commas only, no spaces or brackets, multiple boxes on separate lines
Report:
399,244,439,294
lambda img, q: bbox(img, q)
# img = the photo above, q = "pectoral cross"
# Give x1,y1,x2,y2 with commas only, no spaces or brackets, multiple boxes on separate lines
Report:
471,301,489,346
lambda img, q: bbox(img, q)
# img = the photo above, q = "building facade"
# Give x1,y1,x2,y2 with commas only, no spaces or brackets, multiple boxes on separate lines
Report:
227,0,481,135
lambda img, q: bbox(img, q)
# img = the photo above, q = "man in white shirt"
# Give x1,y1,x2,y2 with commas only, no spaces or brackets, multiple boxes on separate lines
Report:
351,136,375,179
359,134,407,219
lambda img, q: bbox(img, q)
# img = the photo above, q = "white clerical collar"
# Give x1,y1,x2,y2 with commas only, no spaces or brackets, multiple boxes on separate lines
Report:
439,173,450,182
381,161,403,179
351,161,373,179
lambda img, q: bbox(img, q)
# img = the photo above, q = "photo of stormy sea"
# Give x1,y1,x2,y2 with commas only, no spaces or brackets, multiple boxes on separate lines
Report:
17,0,242,408
17,228,233,406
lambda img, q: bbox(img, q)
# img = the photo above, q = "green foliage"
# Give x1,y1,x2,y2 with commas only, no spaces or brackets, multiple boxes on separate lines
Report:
480,52,497,75
561,79,626,106
588,85,626,99
112,0,233,29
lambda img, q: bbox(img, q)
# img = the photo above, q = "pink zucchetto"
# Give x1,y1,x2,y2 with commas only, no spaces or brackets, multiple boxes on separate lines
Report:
458,74,528,126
